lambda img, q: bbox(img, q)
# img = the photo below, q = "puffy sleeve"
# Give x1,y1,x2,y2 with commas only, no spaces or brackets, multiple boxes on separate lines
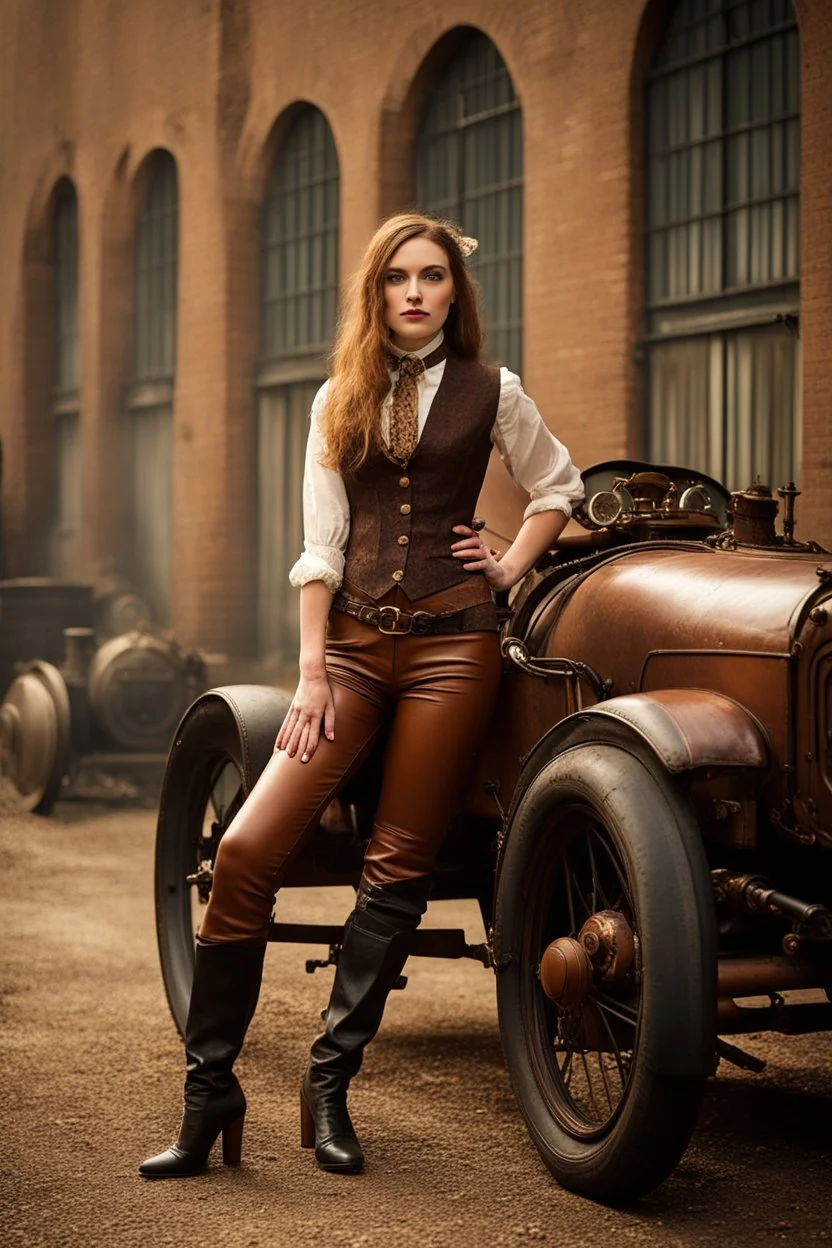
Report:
288,381,351,593
491,369,585,521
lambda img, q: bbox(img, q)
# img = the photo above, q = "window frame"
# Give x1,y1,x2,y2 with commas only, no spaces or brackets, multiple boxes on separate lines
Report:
255,106,340,663
129,150,179,409
644,0,800,489
415,31,523,374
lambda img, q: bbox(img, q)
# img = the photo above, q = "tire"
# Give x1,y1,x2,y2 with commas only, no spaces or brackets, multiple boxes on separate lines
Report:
495,743,717,1204
0,661,71,816
154,690,291,1035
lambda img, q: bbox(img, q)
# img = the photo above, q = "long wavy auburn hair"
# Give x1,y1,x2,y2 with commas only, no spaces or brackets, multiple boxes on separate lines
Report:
319,212,485,473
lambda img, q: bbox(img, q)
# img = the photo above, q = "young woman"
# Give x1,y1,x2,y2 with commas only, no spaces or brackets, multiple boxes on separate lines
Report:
139,212,584,1180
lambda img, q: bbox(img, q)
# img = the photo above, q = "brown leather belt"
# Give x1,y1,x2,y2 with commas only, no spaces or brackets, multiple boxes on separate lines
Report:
332,593,467,635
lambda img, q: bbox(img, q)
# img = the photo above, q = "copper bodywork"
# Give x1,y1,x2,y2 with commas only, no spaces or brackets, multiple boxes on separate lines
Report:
469,539,832,853
458,471,832,1055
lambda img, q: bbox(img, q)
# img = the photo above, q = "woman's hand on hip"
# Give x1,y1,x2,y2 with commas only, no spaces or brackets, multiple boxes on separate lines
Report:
275,674,335,762
450,525,511,592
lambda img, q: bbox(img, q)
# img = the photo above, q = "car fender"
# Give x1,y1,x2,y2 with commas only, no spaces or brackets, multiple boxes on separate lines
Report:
514,688,769,795
166,684,292,796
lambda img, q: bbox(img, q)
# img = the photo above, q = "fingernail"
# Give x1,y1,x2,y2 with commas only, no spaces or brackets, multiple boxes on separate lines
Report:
301,753,309,763
326,731,334,740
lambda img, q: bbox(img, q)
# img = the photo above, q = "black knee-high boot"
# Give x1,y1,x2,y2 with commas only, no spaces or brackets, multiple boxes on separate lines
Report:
300,877,429,1173
139,941,266,1179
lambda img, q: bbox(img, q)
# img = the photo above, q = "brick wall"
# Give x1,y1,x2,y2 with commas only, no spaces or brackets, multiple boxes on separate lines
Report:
794,0,832,542
0,0,829,655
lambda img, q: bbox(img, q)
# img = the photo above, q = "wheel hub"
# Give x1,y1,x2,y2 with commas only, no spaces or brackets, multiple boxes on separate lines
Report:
540,910,636,1005
579,909,636,986
539,938,593,1007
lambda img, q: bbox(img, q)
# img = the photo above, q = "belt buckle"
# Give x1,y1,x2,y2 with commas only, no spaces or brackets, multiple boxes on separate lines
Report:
377,605,407,634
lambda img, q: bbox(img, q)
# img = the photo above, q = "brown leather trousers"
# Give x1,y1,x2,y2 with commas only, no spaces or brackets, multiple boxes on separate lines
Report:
199,580,502,943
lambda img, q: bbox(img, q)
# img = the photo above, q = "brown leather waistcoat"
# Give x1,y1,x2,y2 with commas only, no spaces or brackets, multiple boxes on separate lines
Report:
342,352,501,601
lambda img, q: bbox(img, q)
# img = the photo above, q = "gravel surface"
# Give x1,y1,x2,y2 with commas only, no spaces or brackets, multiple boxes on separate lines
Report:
1,804,830,1247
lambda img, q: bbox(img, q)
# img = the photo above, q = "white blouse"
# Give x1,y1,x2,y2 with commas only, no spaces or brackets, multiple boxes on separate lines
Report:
289,332,585,593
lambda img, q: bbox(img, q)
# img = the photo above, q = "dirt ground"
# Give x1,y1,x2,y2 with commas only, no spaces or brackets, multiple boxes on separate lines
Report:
1,803,830,1248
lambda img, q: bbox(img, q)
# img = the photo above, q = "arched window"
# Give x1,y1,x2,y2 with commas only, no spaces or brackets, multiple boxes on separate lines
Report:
256,106,339,663
126,150,178,623
645,0,800,491
416,32,523,374
51,180,81,577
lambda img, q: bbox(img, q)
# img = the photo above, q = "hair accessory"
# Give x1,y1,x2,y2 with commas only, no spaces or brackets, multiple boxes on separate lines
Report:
449,229,478,258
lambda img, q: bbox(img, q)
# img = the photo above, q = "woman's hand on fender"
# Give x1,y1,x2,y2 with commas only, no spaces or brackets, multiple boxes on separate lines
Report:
275,674,335,762
450,525,511,592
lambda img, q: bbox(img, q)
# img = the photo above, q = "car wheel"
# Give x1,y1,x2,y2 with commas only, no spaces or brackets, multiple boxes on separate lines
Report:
495,743,717,1204
154,690,291,1035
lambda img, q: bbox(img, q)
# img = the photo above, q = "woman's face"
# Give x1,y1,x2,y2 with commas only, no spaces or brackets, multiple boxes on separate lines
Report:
383,236,455,351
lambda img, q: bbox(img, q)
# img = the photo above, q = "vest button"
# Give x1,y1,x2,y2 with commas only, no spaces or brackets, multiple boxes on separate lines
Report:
397,535,409,546
392,570,404,582
400,503,411,515
399,476,410,488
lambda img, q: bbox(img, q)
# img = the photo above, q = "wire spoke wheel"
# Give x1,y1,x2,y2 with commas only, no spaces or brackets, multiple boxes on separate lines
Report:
496,742,716,1203
528,810,640,1138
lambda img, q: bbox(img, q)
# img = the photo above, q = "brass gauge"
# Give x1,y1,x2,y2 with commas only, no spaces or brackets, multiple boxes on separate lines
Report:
679,483,714,512
587,489,629,527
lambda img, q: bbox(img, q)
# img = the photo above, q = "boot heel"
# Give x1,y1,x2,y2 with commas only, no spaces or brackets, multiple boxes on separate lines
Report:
222,1112,245,1166
300,1090,315,1149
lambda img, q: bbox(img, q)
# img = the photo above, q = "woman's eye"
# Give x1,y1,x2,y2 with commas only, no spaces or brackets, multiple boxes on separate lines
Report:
386,273,405,283
425,271,443,281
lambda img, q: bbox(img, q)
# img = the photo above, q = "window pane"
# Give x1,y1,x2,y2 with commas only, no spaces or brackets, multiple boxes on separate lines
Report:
50,409,81,578
646,1,800,491
258,109,339,658
54,183,80,393
648,324,799,490
262,107,339,361
134,152,178,382
415,33,523,373
647,0,799,303
129,406,173,623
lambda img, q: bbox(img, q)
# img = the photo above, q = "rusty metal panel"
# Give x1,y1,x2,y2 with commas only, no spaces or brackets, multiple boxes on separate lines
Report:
642,652,789,768
531,545,825,823
551,548,818,669
465,668,570,817
587,689,768,773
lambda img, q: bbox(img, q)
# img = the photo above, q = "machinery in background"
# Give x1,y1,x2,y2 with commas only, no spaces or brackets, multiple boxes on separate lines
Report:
0,577,207,813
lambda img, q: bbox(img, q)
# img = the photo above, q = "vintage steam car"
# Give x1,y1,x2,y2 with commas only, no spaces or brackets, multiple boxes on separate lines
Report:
154,459,832,1203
